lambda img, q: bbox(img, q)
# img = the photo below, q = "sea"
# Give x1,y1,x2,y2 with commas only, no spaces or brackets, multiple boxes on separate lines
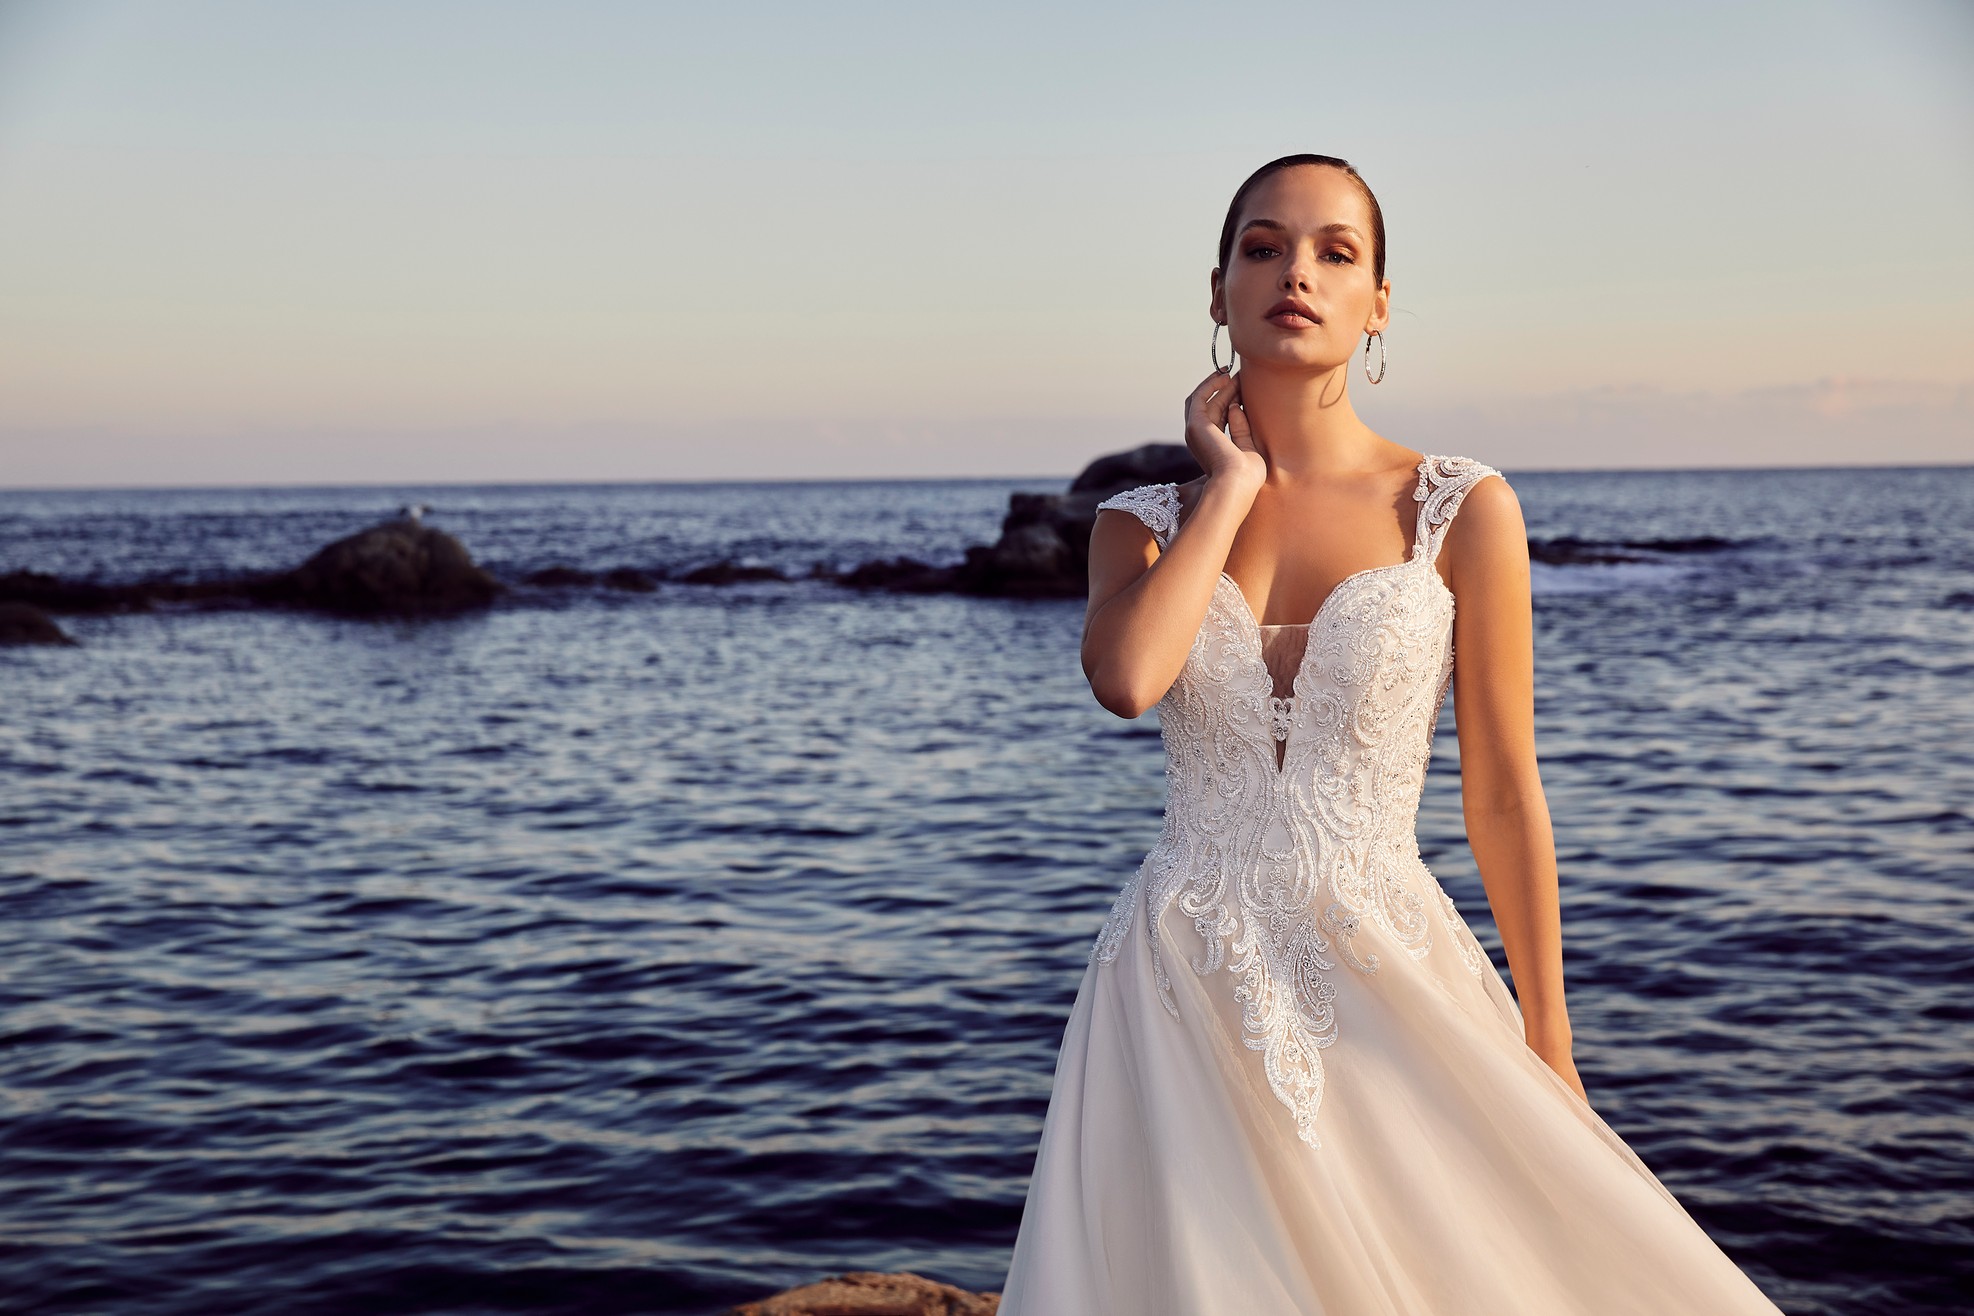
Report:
2,464,1970,1316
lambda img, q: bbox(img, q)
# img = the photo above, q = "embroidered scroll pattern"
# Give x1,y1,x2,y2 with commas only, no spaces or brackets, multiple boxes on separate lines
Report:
1089,455,1506,1148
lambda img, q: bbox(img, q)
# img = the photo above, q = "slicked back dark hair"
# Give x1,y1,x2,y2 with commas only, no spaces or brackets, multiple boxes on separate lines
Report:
1216,154,1386,290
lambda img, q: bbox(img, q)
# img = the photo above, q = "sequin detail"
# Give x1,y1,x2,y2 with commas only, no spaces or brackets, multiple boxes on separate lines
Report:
1090,455,1506,1149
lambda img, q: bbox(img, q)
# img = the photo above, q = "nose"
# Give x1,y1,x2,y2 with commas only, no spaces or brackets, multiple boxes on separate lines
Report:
1281,250,1315,292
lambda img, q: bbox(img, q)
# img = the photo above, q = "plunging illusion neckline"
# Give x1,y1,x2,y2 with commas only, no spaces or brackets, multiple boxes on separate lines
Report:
1181,455,1442,775
1199,454,1434,640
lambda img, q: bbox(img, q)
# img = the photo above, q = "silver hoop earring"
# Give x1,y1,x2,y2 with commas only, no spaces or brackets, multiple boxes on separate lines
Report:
1211,322,1238,374
1362,330,1387,385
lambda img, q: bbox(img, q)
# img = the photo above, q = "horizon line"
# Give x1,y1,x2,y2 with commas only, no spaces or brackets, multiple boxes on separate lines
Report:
4,456,1973,496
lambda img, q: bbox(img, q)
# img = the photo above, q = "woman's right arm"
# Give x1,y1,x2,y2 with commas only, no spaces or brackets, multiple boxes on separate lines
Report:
1080,370,1265,719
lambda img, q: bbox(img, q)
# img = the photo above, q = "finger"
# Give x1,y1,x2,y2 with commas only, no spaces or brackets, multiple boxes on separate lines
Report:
1186,370,1233,415
1226,383,1255,445
1192,370,1223,422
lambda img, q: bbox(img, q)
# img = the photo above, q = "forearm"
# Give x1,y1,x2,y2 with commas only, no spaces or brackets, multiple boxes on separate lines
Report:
1463,787,1572,1044
1083,477,1257,716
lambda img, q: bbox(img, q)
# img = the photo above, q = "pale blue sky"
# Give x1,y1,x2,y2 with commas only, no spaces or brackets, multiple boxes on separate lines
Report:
1,0,1968,486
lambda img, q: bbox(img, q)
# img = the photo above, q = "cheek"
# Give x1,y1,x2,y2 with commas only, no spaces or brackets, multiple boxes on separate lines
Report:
1227,262,1273,303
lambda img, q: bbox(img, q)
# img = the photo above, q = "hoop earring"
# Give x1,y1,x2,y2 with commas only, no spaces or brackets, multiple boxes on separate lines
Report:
1362,330,1387,385
1211,322,1238,375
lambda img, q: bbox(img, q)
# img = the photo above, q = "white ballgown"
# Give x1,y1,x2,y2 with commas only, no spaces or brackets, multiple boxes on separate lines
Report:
997,455,1788,1315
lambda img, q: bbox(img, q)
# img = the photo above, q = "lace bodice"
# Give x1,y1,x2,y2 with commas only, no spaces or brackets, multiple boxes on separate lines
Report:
1088,454,1508,1149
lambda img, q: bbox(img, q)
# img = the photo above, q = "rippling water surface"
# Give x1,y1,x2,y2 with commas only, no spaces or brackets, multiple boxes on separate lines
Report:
3,466,1971,1315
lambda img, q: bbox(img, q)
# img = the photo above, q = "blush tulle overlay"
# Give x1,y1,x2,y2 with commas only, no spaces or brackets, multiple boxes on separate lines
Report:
997,457,1788,1315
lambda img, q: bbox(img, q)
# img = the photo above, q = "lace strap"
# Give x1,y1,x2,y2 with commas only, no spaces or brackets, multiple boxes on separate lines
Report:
1413,455,1506,564
1095,483,1183,548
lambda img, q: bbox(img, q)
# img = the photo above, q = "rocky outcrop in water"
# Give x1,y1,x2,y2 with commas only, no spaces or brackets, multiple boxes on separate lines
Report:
1526,534,1735,566
727,1270,999,1315
5,448,1748,619
259,518,506,616
0,517,504,619
827,442,1205,598
947,442,1203,598
0,602,76,646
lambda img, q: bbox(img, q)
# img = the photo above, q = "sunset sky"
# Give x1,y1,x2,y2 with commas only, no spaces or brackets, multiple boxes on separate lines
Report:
1,0,1968,487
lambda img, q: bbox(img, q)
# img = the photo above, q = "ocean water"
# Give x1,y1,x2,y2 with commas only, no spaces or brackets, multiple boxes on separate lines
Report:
1,465,1970,1316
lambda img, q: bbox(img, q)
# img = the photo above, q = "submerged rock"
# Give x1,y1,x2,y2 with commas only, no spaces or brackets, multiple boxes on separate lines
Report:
678,560,784,586
831,555,960,593
727,1270,1000,1315
0,570,151,614
252,517,505,617
0,602,77,646
1527,534,1736,567
602,567,660,592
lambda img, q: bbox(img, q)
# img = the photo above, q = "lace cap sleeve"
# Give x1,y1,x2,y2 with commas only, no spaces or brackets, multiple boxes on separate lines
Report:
1415,455,1507,563
1095,483,1182,548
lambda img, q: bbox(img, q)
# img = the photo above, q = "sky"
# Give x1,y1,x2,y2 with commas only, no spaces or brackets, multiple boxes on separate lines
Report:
0,0,1969,488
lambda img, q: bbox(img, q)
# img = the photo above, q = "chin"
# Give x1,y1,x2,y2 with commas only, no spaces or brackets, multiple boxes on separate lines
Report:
1240,345,1341,373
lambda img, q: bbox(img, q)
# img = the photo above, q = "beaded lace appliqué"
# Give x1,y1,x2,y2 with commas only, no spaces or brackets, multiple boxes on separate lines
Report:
1090,455,1505,1149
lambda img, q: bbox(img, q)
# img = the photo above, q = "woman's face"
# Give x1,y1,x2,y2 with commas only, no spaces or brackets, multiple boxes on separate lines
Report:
1211,164,1389,374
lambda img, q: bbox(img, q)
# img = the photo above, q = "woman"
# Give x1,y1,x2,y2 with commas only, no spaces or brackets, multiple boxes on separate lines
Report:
996,155,1788,1314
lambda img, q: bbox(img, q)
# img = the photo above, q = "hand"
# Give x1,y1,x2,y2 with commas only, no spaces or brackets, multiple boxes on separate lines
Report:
1184,369,1264,493
1530,1036,1590,1106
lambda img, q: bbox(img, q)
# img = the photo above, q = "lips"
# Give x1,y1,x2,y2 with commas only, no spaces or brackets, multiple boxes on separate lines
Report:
1264,297,1321,327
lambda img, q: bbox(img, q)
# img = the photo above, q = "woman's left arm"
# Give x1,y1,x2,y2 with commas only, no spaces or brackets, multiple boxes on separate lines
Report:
1443,475,1586,1101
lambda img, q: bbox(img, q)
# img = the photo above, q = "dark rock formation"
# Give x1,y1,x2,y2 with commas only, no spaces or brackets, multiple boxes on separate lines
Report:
677,560,784,586
830,442,1204,599
602,567,660,592
0,570,151,614
2,517,505,619
952,443,1202,597
0,602,77,646
252,518,505,617
727,1270,999,1315
831,555,962,593
1526,534,1735,567
521,565,661,592
1067,440,1204,494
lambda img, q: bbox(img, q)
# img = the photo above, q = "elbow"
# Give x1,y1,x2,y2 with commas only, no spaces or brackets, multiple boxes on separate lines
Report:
1085,664,1161,720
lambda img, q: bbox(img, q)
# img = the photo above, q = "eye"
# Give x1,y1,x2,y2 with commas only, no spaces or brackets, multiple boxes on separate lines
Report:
1324,250,1354,264
1244,244,1279,259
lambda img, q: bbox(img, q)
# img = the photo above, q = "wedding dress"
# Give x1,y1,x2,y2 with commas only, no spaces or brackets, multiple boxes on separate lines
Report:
997,455,1787,1315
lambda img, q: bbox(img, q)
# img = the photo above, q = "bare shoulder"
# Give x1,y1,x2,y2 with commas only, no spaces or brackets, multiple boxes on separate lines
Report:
1441,468,1529,590
1453,468,1524,536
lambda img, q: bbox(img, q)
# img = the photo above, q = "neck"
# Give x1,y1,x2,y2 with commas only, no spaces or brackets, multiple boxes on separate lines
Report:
1234,359,1385,481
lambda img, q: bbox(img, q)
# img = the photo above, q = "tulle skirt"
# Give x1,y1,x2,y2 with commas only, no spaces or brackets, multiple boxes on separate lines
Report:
997,869,1789,1315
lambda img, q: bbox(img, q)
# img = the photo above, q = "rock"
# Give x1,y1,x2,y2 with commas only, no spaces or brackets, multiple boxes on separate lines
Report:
727,1270,1000,1315
679,560,785,585
832,556,960,593
1526,534,1736,567
0,602,78,646
1067,440,1205,495
601,567,660,592
0,570,151,614
942,443,1203,598
253,517,505,617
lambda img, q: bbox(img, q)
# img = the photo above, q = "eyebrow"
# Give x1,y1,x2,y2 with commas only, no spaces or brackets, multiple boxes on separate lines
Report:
1239,218,1364,241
